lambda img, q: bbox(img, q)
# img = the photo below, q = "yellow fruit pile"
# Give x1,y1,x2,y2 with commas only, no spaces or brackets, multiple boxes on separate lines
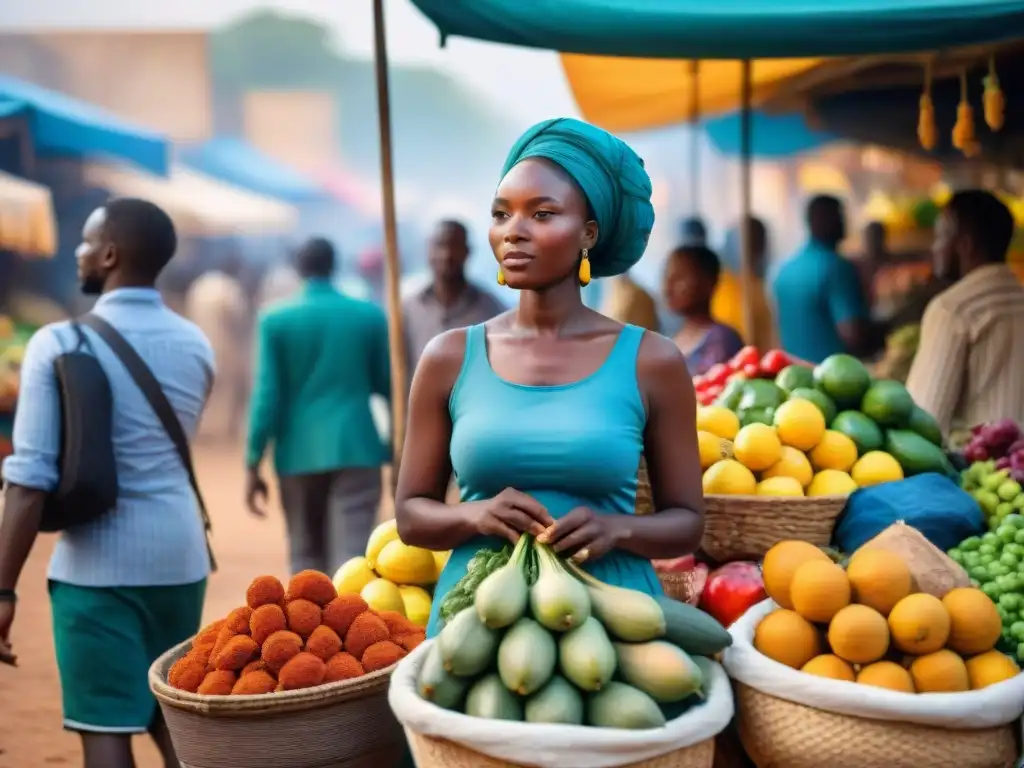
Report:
755,541,1020,692
697,402,903,497
332,519,449,627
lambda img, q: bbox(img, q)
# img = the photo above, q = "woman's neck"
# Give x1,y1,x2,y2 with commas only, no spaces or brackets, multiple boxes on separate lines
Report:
514,279,588,337
682,308,713,326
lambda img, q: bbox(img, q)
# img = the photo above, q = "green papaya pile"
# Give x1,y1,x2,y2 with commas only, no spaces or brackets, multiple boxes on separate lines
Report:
417,535,731,729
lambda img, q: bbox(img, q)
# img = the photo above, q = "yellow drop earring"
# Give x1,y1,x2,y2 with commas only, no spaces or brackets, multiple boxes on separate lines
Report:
497,269,506,286
578,248,591,286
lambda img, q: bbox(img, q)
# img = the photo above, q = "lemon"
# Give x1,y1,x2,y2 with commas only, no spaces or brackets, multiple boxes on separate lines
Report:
773,399,826,452
375,539,438,585
361,577,406,615
808,430,858,472
807,469,858,496
762,446,814,488
703,459,757,495
756,476,805,497
696,406,740,440
433,550,450,580
733,423,783,471
399,585,433,627
698,430,733,469
851,451,904,487
365,518,400,568
332,556,377,595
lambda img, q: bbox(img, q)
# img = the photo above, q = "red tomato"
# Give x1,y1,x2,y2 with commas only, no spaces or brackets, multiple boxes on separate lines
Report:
731,345,760,371
698,562,767,628
703,384,724,401
705,363,730,387
759,349,791,376
741,363,760,379
693,375,709,392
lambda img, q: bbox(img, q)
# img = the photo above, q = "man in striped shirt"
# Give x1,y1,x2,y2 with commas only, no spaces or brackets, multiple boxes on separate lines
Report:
906,190,1024,433
0,199,214,768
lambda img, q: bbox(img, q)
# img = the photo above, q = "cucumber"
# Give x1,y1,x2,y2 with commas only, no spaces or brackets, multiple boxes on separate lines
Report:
655,596,732,655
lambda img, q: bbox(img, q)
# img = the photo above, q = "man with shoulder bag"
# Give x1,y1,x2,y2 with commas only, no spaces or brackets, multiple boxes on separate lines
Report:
0,198,216,768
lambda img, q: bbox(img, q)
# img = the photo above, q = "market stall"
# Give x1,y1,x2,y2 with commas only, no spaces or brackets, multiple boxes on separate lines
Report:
0,170,57,258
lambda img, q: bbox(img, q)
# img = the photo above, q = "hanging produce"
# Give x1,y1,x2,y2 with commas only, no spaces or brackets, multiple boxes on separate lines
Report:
983,55,1005,131
917,61,937,151
952,69,980,158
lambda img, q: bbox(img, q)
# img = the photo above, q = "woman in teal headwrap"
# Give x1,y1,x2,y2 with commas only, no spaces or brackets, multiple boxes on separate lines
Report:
395,118,706,638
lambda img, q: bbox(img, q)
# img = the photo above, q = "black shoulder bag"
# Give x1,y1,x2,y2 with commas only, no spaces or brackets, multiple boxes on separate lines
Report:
79,315,217,571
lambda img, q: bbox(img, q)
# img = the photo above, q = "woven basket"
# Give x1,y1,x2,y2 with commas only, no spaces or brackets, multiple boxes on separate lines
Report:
149,639,406,768
700,494,847,562
657,567,706,605
406,730,715,768
735,683,1020,768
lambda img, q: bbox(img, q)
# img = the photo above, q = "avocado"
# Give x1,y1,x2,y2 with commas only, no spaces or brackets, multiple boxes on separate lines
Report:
861,380,915,428
885,429,954,476
787,387,837,426
713,376,747,411
738,406,775,427
908,405,944,447
737,379,786,412
831,411,884,456
813,354,872,409
774,364,815,394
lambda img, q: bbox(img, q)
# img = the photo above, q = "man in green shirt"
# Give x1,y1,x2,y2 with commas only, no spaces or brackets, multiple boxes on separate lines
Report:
244,238,391,575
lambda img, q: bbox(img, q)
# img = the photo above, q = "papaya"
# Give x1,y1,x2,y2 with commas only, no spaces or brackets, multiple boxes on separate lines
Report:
417,643,470,710
474,536,530,629
530,544,591,631
524,675,584,725
614,641,703,703
587,682,666,729
436,605,499,676
885,430,953,477
655,596,732,655
908,405,943,446
498,617,556,696
566,562,665,642
559,616,617,692
464,673,524,721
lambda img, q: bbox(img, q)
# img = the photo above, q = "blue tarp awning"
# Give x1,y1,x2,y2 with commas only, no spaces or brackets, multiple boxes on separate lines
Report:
410,0,1024,59
0,76,169,176
178,139,328,203
704,111,837,159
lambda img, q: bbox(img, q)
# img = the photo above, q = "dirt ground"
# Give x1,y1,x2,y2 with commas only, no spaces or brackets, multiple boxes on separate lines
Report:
0,442,395,768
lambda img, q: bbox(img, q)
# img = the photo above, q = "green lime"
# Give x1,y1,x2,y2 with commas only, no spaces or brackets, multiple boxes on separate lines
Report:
961,536,983,552
982,581,1002,600
988,562,1009,578
1005,544,1024,558
979,544,997,557
948,548,964,564
983,532,1000,545
774,365,815,395
971,565,992,583
1000,552,1020,569
964,552,982,568
999,593,1023,612
860,379,915,427
1011,621,1024,642
812,354,872,409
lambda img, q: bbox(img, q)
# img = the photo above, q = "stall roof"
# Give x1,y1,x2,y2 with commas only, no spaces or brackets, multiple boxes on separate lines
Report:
704,111,837,159
83,163,299,237
409,0,1024,59
178,139,328,203
0,170,57,257
0,76,168,176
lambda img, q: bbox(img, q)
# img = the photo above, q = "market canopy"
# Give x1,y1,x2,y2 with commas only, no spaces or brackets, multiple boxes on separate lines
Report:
83,163,299,237
0,76,168,176
409,0,1024,59
0,170,57,257
704,111,837,159
178,138,328,203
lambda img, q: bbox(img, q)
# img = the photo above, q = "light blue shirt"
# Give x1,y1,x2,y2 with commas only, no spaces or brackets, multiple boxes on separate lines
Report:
2,288,215,587
770,240,867,364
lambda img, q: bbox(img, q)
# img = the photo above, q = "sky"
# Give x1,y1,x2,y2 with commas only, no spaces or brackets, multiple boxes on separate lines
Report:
0,0,579,124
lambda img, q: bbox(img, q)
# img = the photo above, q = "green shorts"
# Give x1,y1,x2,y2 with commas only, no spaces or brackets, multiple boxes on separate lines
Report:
49,578,206,733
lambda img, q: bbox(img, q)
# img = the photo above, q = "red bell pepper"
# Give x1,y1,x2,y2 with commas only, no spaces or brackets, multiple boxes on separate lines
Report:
704,363,730,388
741,362,760,379
703,384,724,401
730,345,760,372
758,349,791,377
698,561,767,628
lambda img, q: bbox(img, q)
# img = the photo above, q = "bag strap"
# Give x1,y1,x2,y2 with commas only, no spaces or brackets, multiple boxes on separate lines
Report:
80,314,217,572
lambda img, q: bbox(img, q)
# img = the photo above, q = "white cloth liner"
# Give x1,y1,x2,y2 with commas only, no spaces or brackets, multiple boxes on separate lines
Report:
389,639,735,768
723,599,1024,729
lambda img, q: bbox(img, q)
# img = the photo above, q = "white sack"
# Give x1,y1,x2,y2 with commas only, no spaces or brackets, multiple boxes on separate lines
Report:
724,599,1024,729
389,639,734,768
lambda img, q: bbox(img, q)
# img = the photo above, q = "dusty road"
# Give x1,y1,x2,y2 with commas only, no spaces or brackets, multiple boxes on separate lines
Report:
0,442,392,767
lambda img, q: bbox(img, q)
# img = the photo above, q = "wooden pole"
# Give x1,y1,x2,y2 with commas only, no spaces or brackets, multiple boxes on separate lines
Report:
372,0,409,472
739,59,756,343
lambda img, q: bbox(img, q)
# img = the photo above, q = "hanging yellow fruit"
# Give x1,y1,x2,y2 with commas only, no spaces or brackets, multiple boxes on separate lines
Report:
952,70,976,155
917,62,937,151
983,56,1005,131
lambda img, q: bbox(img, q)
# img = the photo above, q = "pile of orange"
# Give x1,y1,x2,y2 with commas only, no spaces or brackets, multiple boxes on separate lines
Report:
755,541,1020,693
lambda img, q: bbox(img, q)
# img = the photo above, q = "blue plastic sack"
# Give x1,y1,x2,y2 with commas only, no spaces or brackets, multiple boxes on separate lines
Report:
833,473,984,554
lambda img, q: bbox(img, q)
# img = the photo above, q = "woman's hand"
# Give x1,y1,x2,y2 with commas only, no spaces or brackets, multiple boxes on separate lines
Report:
537,507,624,563
471,488,554,544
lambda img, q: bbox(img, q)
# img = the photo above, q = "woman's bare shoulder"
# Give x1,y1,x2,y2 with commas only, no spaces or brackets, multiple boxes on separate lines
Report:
637,329,690,374
417,327,470,378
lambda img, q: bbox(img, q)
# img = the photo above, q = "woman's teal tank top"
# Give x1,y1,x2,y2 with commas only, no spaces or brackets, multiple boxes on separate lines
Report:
426,322,663,637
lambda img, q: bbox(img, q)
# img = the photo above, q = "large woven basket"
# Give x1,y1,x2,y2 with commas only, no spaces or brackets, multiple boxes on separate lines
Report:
735,683,1020,768
149,639,406,768
406,730,715,768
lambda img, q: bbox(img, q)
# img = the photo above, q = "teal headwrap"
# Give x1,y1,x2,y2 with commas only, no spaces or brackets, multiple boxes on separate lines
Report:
499,117,655,279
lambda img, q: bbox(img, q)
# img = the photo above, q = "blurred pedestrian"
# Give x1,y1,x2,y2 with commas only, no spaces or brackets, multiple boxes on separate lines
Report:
600,272,660,332
714,215,776,350
245,238,391,575
0,198,213,768
402,220,504,377
663,244,744,376
185,253,249,442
